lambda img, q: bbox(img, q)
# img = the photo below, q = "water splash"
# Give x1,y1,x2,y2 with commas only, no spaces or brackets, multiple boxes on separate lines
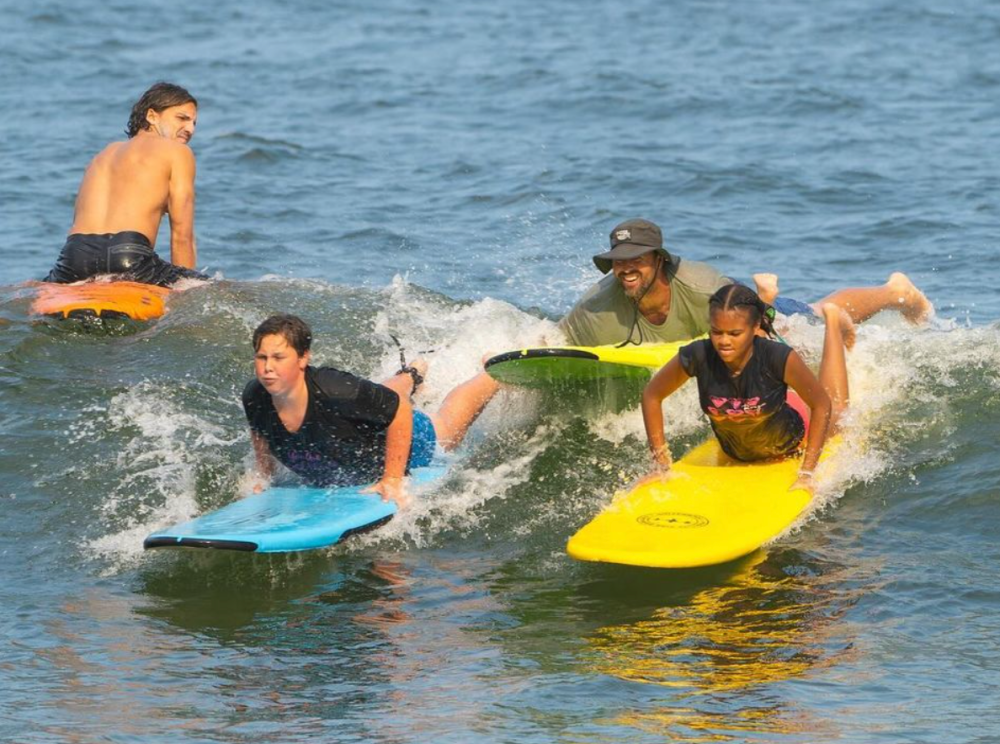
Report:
87,381,244,569
74,276,999,574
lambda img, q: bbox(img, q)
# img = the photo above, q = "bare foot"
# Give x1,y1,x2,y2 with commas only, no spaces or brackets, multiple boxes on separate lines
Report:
807,301,857,348
820,302,855,349
820,302,840,324
753,273,779,304
886,272,933,324
836,306,856,350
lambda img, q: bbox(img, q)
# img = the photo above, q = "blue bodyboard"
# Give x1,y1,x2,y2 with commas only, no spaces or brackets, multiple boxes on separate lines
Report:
143,466,448,553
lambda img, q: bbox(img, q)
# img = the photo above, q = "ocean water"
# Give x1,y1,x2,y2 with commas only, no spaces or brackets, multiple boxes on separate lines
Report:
1,0,999,741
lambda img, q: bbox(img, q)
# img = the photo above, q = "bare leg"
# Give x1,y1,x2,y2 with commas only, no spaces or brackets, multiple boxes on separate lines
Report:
818,303,850,427
753,273,779,304
811,272,932,325
430,372,501,451
384,358,500,452
751,272,856,347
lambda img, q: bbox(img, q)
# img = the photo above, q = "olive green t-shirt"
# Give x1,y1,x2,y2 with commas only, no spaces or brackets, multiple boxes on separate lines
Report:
557,257,731,346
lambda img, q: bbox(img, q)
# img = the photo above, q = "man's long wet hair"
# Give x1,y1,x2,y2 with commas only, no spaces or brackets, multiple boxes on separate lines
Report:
709,284,778,339
125,82,197,138
253,315,313,356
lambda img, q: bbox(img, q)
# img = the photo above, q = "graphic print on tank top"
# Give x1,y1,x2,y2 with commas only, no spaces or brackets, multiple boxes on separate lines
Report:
679,337,805,461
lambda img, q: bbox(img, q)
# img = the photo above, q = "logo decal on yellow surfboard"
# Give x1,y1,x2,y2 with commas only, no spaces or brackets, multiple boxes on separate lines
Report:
636,512,710,529
568,437,841,568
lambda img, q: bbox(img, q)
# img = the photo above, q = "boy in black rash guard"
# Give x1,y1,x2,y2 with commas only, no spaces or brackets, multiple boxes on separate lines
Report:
641,284,850,495
243,314,498,507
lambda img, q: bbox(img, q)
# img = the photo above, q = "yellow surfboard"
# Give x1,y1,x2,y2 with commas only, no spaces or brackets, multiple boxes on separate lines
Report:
567,437,840,569
31,281,170,321
485,340,697,387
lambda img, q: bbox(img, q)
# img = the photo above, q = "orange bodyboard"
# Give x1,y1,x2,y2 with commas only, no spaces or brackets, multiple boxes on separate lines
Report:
31,281,169,321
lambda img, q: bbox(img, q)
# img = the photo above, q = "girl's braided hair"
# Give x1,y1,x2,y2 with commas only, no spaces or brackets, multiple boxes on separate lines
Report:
708,283,777,338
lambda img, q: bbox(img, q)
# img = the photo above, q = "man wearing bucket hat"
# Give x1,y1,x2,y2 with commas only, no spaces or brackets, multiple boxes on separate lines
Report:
558,218,731,346
557,218,934,347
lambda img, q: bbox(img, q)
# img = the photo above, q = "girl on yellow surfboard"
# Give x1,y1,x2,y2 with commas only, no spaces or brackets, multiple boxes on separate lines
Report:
641,284,851,495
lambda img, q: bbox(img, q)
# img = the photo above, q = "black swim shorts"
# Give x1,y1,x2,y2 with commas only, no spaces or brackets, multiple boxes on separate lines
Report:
45,231,208,288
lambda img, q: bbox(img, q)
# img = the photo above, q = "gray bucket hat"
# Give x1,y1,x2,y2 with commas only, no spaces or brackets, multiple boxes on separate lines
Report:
593,218,672,274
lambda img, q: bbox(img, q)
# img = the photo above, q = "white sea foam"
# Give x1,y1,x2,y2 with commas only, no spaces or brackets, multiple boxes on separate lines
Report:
346,295,984,554
87,382,243,571
371,276,556,432
773,316,996,537
350,422,564,551
84,276,998,572
88,283,556,571
344,281,565,548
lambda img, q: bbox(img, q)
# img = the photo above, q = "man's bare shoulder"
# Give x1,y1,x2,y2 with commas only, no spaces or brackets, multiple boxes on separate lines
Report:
88,140,125,165
124,135,195,163
163,138,195,158
164,141,195,178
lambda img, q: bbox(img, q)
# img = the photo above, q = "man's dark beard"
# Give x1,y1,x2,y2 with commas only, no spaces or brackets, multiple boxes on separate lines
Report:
620,274,653,300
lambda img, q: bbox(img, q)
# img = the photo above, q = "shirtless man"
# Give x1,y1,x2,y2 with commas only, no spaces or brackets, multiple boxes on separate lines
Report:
44,82,208,287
